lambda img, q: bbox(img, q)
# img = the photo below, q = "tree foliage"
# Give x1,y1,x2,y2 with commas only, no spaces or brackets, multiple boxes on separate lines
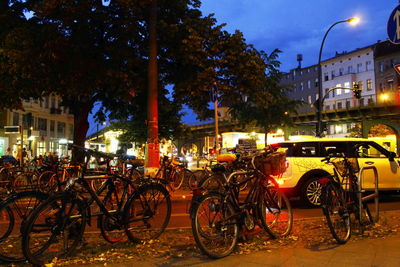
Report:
0,0,297,150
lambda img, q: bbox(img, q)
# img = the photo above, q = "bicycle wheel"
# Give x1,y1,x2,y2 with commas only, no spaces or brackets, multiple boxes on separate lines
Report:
172,167,185,190
99,187,127,243
0,191,48,263
0,204,13,242
187,169,203,190
22,193,86,266
199,173,225,193
124,183,171,242
191,192,238,258
13,171,37,190
321,182,351,244
259,186,293,238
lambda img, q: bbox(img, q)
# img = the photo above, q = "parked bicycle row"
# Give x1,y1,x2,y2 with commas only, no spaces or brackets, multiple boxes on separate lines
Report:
0,144,380,265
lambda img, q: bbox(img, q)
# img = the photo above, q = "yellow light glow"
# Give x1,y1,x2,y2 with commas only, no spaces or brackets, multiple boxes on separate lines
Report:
380,93,389,101
348,17,360,26
276,179,284,185
276,129,283,135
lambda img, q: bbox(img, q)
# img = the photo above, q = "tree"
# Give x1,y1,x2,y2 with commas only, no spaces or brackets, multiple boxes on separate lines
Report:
228,49,301,145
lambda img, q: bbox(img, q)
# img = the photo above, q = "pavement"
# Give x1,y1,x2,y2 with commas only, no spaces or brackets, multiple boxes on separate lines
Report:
75,232,400,267
73,190,400,267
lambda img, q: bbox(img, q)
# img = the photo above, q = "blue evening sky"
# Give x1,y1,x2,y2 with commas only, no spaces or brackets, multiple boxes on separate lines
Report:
88,0,398,134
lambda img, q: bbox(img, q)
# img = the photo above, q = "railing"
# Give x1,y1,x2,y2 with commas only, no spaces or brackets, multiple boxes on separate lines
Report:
357,166,379,223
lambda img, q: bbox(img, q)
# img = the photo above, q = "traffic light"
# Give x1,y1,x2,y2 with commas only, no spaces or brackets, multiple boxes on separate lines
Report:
353,83,362,99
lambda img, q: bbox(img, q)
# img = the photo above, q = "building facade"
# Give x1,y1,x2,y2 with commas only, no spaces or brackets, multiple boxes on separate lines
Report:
0,95,74,157
321,46,376,136
374,40,400,105
279,64,319,114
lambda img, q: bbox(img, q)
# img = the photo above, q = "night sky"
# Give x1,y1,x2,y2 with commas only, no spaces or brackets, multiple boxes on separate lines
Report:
88,0,398,133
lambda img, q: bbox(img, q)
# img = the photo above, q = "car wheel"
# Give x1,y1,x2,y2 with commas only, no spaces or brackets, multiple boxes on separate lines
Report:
301,177,323,207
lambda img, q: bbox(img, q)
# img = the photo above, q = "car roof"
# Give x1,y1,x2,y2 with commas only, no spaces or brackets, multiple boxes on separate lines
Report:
277,138,371,144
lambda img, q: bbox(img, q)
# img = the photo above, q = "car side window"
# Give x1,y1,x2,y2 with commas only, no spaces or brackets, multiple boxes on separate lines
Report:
277,143,294,157
320,142,348,157
293,142,318,157
355,142,388,158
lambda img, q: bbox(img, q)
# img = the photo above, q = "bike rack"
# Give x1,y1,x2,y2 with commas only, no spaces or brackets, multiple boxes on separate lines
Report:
357,166,379,223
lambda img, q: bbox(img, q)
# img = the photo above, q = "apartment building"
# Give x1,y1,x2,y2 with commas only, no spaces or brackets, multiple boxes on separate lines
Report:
0,95,74,157
279,64,319,114
374,40,400,104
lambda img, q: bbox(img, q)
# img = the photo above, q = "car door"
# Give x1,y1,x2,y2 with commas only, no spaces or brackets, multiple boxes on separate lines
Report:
355,141,400,190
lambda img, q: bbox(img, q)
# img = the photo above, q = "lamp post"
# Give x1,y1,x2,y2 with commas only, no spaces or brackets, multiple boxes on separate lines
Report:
316,17,360,137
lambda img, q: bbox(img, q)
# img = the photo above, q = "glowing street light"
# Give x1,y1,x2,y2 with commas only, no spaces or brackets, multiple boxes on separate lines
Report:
316,17,361,137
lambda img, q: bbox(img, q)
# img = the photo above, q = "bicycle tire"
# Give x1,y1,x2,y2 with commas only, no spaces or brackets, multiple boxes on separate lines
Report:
259,186,293,238
187,169,203,190
321,182,351,244
0,203,13,242
0,190,48,263
191,192,238,258
199,173,225,193
172,167,185,190
123,183,171,242
99,187,127,243
22,193,86,266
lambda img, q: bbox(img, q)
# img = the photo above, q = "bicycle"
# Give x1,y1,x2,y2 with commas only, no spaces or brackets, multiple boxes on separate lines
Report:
155,155,186,190
0,190,49,263
319,149,374,244
191,150,292,258
21,144,171,266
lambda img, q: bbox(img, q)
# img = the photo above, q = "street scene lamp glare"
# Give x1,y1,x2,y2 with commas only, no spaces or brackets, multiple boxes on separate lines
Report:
316,17,360,137
347,17,360,25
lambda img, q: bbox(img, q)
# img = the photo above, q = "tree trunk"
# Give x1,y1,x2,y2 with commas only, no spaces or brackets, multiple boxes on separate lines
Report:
264,128,270,147
146,0,160,168
72,104,91,163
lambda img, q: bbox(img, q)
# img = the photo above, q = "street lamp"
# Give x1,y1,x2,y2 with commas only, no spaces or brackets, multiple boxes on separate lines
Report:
316,17,360,137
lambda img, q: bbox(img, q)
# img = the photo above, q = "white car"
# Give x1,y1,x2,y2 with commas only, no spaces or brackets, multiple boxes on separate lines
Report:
274,138,399,207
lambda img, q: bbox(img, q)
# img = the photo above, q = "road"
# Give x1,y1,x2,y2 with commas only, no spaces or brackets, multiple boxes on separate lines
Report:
168,190,400,228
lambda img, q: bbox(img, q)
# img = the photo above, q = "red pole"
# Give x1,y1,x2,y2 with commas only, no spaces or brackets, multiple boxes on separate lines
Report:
146,0,160,171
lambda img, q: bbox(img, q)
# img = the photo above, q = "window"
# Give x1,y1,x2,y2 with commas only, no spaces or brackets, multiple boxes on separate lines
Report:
57,122,65,137
358,81,363,90
390,58,396,66
51,97,56,109
300,82,304,91
315,78,319,87
368,98,374,105
336,83,342,95
379,61,385,72
348,65,353,74
44,96,49,109
346,101,351,108
50,120,55,137
307,80,311,89
344,82,350,93
292,142,318,157
308,95,312,104
366,61,372,71
332,89,335,98
325,105,330,110
388,80,394,90
324,73,329,81
357,63,362,73
331,70,335,79
339,68,344,76
366,79,372,91
337,102,342,109
379,83,384,91
38,118,47,132
359,98,365,106
12,112,19,126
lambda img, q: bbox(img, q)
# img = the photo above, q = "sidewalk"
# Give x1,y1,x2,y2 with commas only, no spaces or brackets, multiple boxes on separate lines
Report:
74,232,400,267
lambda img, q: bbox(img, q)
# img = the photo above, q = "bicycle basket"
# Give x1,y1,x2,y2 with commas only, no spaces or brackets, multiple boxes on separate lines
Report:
255,151,287,176
331,157,359,177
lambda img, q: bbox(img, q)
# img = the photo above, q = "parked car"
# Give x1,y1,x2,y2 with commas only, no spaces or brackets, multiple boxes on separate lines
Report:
274,138,399,207
0,155,18,166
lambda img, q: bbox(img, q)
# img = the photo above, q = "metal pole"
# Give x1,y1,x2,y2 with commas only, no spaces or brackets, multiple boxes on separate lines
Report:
214,98,219,155
317,20,348,137
20,125,24,166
